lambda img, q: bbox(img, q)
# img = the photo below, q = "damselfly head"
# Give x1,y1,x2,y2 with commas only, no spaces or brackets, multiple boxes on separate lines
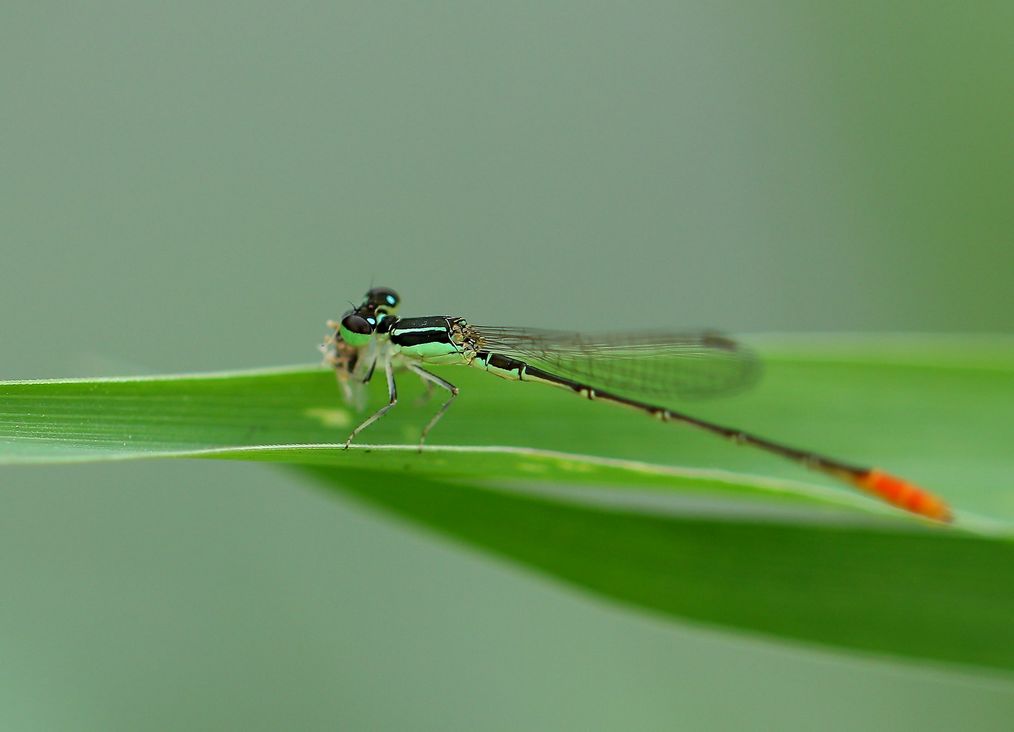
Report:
363,286,400,315
338,311,375,346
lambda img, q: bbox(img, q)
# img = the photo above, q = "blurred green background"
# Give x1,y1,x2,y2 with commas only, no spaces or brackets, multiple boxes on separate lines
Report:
1,2,1012,729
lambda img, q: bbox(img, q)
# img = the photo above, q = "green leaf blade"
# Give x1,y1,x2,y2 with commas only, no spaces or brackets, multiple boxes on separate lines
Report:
2,338,1013,671
309,467,1014,673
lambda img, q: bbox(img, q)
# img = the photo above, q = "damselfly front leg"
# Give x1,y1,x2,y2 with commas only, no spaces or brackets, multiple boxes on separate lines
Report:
343,357,397,448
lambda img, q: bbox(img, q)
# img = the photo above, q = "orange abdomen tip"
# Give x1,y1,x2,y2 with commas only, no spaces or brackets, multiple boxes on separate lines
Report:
852,469,953,522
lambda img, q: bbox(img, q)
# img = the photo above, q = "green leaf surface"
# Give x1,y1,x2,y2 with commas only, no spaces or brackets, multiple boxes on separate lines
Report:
306,466,1014,673
1,337,1013,671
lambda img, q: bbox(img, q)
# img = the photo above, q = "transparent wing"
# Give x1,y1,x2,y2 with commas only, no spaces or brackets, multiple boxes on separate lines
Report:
472,326,760,401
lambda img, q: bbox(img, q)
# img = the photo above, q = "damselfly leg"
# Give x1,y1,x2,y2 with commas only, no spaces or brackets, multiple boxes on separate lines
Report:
405,362,459,448
343,358,397,449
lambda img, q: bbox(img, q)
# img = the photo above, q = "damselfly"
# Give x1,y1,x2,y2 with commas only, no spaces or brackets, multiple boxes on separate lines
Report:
322,287,951,522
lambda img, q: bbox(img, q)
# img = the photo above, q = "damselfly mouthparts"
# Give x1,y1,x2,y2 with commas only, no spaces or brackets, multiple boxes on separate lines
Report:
322,287,952,522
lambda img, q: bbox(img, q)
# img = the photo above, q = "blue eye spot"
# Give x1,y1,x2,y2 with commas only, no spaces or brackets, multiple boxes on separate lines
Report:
366,317,376,325
386,295,396,305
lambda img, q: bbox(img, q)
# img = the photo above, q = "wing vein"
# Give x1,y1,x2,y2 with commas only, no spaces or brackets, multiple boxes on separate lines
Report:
472,326,760,401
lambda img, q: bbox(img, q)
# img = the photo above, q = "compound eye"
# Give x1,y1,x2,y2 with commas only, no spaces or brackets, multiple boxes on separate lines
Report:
366,286,400,309
339,313,374,346
341,313,372,334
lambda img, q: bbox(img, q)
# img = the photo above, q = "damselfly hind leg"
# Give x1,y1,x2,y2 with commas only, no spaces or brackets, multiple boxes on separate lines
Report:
406,363,459,449
344,359,398,448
